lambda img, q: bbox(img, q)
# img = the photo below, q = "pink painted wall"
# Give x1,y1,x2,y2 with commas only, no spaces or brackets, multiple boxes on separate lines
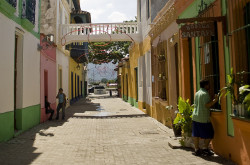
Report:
40,35,57,122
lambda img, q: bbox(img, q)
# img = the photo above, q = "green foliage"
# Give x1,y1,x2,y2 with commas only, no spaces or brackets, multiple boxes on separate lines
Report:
88,41,131,64
239,85,250,111
219,68,237,104
173,97,194,137
101,78,108,83
108,79,116,83
88,19,137,64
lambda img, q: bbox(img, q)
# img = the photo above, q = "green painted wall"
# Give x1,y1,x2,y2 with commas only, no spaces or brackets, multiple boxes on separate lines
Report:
126,96,139,108
179,0,234,136
128,97,134,106
179,0,216,19
122,95,128,102
220,0,234,136
16,104,41,131
0,0,40,39
0,111,14,142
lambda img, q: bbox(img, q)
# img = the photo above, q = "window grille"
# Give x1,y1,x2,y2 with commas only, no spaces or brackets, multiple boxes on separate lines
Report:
6,0,17,8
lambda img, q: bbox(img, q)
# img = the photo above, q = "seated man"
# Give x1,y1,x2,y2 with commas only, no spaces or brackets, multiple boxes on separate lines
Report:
45,96,54,120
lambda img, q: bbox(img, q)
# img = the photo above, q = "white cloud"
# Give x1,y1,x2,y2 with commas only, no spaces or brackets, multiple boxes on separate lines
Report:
80,0,137,23
87,9,105,22
108,11,128,23
106,3,113,8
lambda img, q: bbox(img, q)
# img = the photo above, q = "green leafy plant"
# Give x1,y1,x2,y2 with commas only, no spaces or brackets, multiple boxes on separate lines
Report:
173,97,194,137
239,85,250,112
219,68,237,104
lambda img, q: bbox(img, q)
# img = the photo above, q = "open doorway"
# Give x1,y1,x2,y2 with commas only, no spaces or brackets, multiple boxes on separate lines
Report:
44,70,48,100
14,32,23,131
174,44,179,102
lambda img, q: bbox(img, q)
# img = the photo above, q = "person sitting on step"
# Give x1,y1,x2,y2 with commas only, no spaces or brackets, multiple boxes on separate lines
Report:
45,96,54,120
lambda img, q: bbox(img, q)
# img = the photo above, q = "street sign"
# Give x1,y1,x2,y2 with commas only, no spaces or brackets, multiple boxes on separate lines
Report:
180,22,215,38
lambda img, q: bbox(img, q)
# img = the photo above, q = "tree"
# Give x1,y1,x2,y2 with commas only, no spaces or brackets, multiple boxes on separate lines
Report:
88,41,130,64
88,19,136,64
101,78,108,83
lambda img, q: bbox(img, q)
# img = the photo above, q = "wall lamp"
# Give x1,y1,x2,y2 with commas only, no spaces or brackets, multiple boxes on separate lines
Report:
37,34,55,51
76,64,81,70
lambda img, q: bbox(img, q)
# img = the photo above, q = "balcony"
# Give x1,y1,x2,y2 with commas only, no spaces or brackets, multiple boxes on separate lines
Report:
66,43,89,63
60,22,141,45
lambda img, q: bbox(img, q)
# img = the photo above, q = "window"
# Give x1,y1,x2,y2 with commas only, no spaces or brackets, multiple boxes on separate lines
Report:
152,41,168,100
147,0,150,19
245,2,250,74
139,0,141,22
228,0,250,84
199,22,220,109
25,0,36,24
7,0,17,8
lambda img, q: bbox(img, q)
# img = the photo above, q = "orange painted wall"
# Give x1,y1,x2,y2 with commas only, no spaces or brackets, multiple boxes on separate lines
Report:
177,0,250,164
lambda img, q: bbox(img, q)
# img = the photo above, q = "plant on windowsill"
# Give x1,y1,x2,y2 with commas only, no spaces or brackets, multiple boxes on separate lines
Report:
239,85,250,118
219,68,239,115
158,54,165,61
173,97,194,147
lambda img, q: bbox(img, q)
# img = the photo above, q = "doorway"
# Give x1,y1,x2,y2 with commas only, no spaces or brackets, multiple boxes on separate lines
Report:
126,74,128,101
77,76,79,98
44,70,48,100
71,72,74,100
135,68,138,102
14,33,23,131
174,44,179,102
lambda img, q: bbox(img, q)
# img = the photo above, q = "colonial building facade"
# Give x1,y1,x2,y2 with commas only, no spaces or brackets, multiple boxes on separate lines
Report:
120,0,250,164
0,0,41,141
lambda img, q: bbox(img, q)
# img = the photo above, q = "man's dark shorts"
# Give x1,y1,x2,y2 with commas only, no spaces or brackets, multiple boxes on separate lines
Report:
192,121,214,139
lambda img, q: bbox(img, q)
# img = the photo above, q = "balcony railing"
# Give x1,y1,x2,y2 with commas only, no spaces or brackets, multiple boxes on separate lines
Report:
6,0,17,8
61,22,140,44
22,0,36,25
62,22,139,36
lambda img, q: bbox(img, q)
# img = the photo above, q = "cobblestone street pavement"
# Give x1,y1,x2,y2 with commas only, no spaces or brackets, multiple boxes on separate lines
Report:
0,95,235,165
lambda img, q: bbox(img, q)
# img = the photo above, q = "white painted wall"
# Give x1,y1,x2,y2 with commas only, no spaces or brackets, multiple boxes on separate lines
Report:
56,50,69,99
139,0,151,41
0,13,15,113
22,33,41,108
0,12,40,113
145,50,152,106
138,56,147,105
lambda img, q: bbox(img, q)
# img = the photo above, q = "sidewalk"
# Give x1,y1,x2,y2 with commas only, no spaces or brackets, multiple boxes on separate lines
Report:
0,96,235,165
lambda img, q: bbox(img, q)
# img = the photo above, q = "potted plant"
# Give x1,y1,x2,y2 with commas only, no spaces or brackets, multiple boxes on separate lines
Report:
173,97,194,147
219,68,239,115
239,85,250,117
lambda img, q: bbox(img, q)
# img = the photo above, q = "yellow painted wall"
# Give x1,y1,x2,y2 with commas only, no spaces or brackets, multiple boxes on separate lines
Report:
69,58,83,100
120,36,151,111
128,43,140,100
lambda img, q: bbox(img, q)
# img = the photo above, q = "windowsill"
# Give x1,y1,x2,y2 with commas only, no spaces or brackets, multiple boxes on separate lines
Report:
21,18,35,32
231,115,250,132
153,97,168,104
0,0,16,17
230,115,250,123
210,109,222,112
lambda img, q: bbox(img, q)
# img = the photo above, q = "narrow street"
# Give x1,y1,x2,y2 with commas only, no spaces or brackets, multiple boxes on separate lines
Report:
0,95,234,165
